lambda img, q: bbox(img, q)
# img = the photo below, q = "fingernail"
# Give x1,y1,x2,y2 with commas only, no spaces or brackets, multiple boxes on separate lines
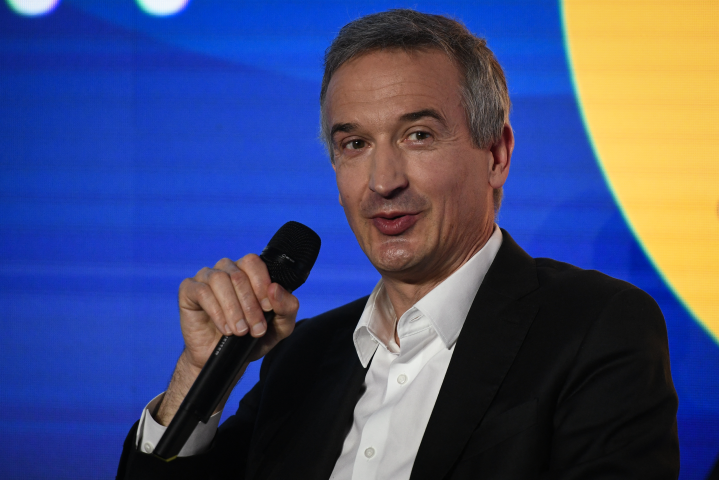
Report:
223,324,232,336
260,298,272,312
235,319,248,334
275,286,285,302
252,322,266,336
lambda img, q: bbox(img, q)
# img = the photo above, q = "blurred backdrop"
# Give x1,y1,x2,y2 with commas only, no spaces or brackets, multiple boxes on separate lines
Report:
1,0,717,478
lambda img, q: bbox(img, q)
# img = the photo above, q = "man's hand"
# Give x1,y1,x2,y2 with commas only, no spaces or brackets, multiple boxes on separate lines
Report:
155,254,299,426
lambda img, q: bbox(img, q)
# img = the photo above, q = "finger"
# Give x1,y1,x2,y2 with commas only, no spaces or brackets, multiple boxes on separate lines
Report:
268,282,299,316
266,282,299,339
236,254,273,313
230,258,269,338
212,258,252,336
182,277,232,337
204,260,247,337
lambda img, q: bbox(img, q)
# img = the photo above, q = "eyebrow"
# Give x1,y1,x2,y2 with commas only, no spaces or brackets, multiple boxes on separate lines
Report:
399,108,447,125
330,122,358,139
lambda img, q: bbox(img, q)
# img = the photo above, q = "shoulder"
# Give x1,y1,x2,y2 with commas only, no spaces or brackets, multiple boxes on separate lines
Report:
525,257,670,382
523,260,678,476
532,257,659,319
535,256,634,294
494,230,656,316
511,254,670,374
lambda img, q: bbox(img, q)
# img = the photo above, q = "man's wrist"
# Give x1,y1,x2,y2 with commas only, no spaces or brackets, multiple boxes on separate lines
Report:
178,348,205,378
156,351,204,426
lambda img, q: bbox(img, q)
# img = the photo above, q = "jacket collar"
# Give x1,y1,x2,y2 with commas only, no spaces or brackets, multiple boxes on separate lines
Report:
410,229,540,480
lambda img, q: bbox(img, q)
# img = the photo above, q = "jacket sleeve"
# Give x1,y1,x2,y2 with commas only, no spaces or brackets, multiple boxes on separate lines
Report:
542,287,680,480
116,356,269,480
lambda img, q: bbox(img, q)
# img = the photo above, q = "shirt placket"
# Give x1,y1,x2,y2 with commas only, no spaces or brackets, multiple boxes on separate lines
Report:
350,308,434,479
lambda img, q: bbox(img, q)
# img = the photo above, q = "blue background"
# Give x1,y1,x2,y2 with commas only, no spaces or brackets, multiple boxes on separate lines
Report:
1,1,717,478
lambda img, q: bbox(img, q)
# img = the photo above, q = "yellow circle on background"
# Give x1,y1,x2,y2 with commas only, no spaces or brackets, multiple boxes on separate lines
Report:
562,1,719,342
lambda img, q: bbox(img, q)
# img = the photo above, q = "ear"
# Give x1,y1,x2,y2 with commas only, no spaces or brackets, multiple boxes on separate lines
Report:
488,123,514,189
338,192,344,207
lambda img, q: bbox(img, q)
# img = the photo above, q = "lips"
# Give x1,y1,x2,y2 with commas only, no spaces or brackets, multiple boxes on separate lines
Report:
372,213,420,236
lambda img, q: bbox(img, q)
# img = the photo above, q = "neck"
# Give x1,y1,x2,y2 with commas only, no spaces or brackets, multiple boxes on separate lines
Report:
381,222,495,320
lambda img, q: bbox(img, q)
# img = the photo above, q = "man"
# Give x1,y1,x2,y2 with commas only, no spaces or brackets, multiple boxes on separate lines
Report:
118,10,679,479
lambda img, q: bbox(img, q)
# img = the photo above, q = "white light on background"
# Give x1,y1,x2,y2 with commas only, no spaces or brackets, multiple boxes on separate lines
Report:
6,0,60,16
135,0,190,16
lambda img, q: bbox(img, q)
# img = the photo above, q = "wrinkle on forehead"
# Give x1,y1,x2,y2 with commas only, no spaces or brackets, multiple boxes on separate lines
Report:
325,50,464,127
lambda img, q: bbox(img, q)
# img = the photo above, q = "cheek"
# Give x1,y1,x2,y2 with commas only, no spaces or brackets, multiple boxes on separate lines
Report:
415,155,488,216
335,174,364,227
336,176,352,208
335,166,365,205
413,157,471,198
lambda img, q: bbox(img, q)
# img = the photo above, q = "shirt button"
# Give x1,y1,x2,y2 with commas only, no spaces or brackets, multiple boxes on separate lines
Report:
397,374,408,384
142,441,154,454
364,447,376,458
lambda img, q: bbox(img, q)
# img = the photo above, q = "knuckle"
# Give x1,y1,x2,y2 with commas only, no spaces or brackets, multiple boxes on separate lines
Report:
239,253,260,264
179,277,193,291
239,254,266,274
210,307,224,321
214,257,234,269
244,253,261,265
229,270,247,287
207,269,229,284
195,266,211,279
238,287,254,303
195,283,212,301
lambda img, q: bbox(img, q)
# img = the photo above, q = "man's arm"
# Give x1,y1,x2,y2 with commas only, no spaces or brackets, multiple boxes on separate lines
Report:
545,287,679,479
157,255,299,427
117,254,299,479
116,358,272,480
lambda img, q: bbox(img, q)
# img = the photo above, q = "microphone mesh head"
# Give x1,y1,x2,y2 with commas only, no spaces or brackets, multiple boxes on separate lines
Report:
261,221,321,292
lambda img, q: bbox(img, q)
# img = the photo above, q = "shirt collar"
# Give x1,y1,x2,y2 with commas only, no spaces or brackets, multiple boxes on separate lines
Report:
353,226,503,367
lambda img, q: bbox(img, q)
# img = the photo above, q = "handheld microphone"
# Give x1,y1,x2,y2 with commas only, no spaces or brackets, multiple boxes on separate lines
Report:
153,221,321,461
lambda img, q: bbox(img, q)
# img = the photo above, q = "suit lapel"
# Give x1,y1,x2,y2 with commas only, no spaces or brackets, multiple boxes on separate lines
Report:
252,310,369,480
410,230,539,480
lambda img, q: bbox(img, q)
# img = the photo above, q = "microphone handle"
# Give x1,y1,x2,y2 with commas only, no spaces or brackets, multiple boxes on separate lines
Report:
152,310,273,461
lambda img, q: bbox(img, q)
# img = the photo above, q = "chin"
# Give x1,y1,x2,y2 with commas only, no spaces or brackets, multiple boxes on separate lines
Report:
371,244,420,273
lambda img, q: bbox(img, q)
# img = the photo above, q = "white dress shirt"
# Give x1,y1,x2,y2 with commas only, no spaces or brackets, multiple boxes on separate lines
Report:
137,227,502,473
135,392,221,456
329,226,502,480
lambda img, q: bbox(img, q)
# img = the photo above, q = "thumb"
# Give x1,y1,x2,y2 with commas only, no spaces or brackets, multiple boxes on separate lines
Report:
269,283,298,318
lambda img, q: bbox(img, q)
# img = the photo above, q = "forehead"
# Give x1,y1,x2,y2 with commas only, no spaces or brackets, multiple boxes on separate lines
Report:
324,49,464,125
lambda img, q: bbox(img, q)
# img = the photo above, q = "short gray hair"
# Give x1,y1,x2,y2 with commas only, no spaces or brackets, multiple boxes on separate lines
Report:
319,9,510,211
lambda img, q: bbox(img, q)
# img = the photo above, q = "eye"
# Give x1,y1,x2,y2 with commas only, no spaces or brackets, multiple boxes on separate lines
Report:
407,131,432,142
344,139,367,150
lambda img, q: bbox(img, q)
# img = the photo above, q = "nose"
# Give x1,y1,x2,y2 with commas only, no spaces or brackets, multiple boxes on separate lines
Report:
368,142,408,198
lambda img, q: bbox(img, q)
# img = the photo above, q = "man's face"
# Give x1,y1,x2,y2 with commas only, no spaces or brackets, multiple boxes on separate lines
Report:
325,49,509,284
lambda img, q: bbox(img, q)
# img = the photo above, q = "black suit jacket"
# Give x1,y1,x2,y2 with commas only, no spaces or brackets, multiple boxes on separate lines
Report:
118,230,679,479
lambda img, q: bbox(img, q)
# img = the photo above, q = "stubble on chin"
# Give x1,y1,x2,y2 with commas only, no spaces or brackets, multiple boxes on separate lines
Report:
371,237,417,273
